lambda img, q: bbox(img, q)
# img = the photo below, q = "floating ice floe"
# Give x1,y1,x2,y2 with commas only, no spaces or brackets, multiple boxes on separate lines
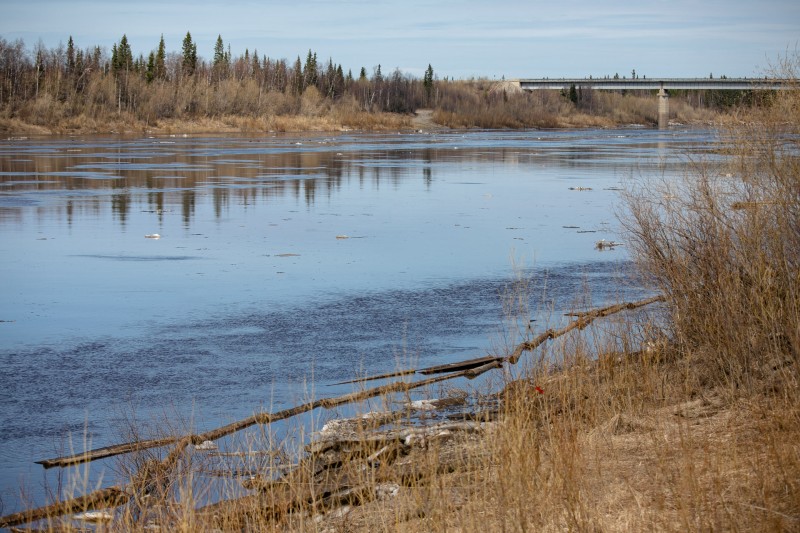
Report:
74,511,113,522
316,411,393,439
407,394,467,411
408,399,439,411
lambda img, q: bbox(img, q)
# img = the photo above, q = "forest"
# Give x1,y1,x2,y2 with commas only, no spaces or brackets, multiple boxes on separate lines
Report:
0,33,752,133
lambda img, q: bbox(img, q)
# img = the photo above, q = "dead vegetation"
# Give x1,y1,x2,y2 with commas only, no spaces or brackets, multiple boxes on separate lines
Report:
430,79,720,129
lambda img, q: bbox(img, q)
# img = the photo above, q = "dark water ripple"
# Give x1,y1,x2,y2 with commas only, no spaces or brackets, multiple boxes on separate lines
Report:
0,261,644,454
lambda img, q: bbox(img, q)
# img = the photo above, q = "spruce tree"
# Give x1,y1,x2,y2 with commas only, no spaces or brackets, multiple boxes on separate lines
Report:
569,84,578,104
303,50,318,88
116,34,132,72
336,64,345,92
212,35,227,81
213,35,225,67
75,50,84,77
155,35,166,80
135,54,146,74
293,55,304,94
110,43,118,73
251,49,261,80
66,36,75,76
146,51,156,82
423,64,434,100
182,32,197,76
325,58,335,97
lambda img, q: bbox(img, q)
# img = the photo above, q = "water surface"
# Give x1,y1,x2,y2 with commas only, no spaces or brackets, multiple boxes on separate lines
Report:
0,128,715,510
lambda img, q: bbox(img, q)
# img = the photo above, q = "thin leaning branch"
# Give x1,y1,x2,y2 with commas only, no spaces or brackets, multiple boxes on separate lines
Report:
506,294,665,364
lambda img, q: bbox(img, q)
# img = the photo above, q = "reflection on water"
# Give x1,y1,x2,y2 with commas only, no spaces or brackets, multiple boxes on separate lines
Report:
0,128,717,511
1,130,715,227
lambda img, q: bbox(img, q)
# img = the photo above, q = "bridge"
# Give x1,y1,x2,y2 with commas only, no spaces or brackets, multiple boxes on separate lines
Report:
515,78,795,127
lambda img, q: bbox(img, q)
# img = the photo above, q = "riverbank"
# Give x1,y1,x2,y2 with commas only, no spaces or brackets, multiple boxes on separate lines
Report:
0,110,415,136
300,345,799,532
5,323,795,531
0,81,726,136
0,108,719,137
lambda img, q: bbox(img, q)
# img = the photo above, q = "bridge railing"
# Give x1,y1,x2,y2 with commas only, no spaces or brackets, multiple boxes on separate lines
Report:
516,78,795,91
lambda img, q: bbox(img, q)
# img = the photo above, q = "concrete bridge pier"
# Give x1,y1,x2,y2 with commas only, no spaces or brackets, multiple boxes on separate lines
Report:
658,88,669,129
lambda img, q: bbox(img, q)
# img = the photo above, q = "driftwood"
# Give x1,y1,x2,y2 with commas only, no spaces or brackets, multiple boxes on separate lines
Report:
331,355,499,386
3,294,665,529
206,420,486,524
306,421,486,455
331,368,416,386
0,487,128,529
36,437,180,469
36,368,478,470
419,355,500,375
464,358,503,378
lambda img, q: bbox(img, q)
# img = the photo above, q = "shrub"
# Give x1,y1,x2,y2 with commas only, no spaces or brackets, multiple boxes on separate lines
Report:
622,58,799,392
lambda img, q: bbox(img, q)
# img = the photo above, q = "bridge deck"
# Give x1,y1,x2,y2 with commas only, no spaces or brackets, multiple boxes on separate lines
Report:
517,78,793,91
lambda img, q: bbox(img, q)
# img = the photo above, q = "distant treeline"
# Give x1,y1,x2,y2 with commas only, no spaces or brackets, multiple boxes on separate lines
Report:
0,33,439,124
0,33,755,132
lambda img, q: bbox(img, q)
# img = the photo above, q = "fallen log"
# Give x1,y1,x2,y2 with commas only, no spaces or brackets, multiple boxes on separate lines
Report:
332,355,499,385
464,358,503,379
37,369,476,470
37,437,180,469
330,368,417,386
0,487,128,529
38,295,664,470
418,355,500,375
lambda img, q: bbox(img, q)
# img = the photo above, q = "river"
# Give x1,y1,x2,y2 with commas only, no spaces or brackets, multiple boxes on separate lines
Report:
0,128,716,512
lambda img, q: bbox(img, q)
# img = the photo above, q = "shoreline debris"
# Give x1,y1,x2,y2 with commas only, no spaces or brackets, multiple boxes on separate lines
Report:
5,295,665,530
595,239,624,250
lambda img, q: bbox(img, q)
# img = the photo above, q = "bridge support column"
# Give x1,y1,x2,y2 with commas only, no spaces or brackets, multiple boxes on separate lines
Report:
658,88,669,129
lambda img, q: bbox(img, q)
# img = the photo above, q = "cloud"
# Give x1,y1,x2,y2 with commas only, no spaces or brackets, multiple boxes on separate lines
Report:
1,0,796,78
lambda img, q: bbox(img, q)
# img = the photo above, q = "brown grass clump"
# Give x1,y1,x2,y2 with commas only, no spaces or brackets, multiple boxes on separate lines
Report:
622,66,799,395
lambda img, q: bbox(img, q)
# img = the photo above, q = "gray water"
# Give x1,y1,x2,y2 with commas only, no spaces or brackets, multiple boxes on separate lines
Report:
0,128,715,512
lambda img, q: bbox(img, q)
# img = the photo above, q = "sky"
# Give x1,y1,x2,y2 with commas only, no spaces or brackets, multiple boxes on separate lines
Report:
1,0,798,79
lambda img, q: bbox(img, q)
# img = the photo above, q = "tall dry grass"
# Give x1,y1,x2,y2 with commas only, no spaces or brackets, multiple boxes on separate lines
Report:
622,62,799,395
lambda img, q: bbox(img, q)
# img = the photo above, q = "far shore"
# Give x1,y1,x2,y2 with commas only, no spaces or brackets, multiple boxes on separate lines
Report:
0,110,720,137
